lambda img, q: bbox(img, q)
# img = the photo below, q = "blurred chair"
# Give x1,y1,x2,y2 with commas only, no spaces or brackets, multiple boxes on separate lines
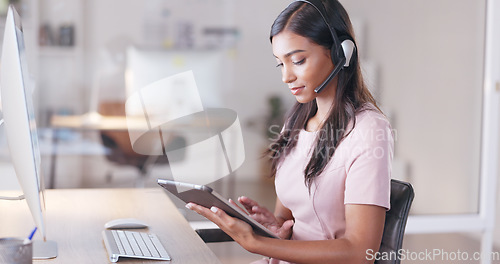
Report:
193,179,415,264
98,101,185,187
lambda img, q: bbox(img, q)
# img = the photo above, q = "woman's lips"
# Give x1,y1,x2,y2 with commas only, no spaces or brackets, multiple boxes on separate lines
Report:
290,86,304,95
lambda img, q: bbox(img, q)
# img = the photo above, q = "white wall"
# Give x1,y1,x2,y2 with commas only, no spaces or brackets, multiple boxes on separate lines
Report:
497,124,500,247
340,0,485,215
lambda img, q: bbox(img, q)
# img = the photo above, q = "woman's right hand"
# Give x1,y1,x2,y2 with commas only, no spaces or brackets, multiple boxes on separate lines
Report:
230,196,294,239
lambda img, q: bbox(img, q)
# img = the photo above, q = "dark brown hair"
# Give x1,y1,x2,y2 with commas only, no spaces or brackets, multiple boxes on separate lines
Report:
267,0,380,189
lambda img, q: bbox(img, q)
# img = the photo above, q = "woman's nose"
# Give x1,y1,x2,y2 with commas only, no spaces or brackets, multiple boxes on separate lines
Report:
281,66,296,84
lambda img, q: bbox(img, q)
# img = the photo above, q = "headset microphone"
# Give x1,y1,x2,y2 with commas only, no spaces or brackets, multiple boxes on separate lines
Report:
294,0,356,94
313,56,345,93
313,39,354,93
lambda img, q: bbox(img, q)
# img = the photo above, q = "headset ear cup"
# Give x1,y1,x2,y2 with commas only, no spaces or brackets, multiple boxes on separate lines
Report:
340,39,355,67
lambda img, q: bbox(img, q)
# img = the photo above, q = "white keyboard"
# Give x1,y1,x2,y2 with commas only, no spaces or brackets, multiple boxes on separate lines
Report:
102,230,171,262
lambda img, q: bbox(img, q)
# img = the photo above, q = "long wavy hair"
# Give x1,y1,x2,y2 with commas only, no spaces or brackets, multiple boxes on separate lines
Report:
267,0,381,190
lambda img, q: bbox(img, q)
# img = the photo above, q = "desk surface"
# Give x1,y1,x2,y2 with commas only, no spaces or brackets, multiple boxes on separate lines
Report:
51,114,137,131
0,188,221,264
50,112,229,132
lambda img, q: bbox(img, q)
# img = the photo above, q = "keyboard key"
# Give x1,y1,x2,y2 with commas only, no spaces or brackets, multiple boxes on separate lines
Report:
133,231,152,257
117,230,134,255
111,230,125,255
149,234,170,258
142,232,161,258
125,231,142,255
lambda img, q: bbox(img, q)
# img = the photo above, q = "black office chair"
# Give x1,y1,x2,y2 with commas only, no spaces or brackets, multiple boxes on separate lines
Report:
375,179,414,264
194,179,414,264
98,102,185,187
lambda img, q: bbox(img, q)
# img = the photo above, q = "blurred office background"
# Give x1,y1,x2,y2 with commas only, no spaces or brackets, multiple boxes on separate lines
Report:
0,0,499,263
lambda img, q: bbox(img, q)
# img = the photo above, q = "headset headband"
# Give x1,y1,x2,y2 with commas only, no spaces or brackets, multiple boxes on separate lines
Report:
295,0,343,59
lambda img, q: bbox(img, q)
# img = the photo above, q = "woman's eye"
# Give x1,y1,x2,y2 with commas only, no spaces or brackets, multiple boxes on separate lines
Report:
293,58,305,65
276,62,284,68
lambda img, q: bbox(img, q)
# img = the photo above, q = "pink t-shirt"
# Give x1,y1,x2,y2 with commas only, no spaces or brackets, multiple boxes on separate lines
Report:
268,109,393,264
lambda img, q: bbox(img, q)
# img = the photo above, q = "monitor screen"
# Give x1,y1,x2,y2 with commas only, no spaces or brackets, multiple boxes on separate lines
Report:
0,5,57,258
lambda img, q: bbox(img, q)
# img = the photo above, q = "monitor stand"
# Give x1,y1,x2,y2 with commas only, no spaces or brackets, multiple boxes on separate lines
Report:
33,240,58,259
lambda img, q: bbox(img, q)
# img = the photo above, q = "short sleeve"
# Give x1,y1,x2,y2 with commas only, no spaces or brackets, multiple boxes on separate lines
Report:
344,111,393,210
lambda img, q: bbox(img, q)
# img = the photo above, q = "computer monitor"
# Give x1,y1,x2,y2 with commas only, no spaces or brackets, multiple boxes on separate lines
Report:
0,5,57,259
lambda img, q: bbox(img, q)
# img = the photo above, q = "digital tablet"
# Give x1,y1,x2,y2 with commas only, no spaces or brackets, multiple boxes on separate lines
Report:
157,179,279,239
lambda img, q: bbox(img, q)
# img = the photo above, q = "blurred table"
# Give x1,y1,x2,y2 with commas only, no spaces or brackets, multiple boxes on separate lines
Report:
50,113,145,131
49,113,143,188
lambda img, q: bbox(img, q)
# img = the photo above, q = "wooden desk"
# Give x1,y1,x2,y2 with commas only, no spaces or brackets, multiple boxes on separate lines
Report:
0,188,221,264
51,114,145,131
50,111,230,132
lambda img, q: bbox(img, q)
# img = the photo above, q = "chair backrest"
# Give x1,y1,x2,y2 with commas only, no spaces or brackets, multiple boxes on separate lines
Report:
98,101,176,173
375,179,415,264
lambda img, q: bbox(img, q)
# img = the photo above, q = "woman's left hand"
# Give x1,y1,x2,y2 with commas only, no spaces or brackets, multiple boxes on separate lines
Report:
186,203,257,250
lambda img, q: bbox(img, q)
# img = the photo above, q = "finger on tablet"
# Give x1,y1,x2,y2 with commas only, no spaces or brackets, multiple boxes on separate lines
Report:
229,198,249,215
238,196,260,212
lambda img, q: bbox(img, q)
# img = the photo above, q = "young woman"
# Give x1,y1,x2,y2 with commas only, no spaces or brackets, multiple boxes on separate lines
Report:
187,1,394,263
